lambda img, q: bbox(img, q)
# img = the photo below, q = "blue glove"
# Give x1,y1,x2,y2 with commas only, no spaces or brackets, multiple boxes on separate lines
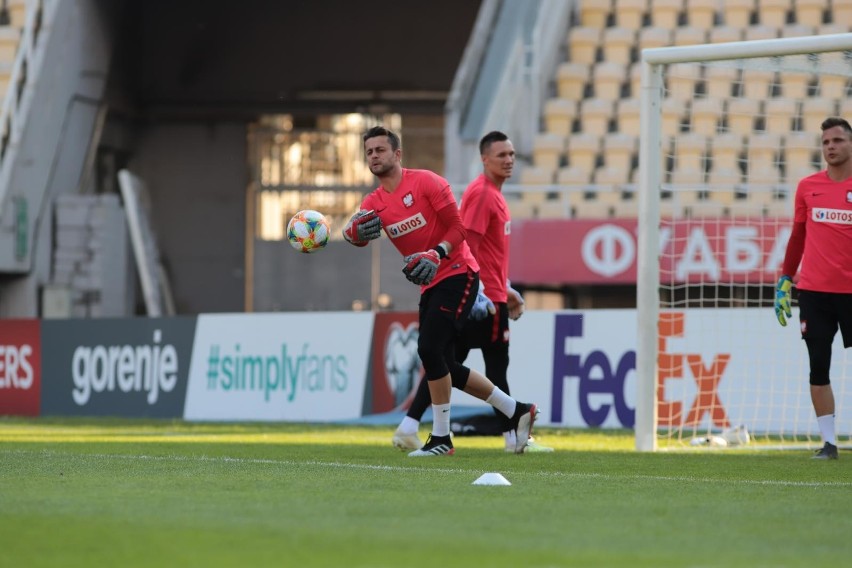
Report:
774,275,792,327
470,283,496,321
402,249,440,285
343,210,382,246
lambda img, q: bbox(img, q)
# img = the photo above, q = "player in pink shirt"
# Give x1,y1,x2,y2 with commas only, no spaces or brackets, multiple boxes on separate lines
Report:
776,117,852,460
392,131,552,453
343,126,538,456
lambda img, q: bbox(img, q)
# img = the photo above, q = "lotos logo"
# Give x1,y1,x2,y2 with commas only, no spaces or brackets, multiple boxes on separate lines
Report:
812,208,852,224
386,213,426,238
72,329,178,406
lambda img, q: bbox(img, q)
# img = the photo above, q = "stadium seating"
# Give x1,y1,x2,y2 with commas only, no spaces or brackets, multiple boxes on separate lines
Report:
515,0,845,221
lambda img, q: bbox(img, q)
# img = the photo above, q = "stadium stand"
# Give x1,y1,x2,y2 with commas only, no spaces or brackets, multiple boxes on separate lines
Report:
511,0,851,220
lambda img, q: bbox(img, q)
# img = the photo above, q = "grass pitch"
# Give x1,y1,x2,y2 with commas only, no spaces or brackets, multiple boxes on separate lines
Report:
1,418,850,568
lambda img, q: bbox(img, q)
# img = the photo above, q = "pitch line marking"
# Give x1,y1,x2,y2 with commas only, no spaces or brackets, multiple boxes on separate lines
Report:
4,448,850,489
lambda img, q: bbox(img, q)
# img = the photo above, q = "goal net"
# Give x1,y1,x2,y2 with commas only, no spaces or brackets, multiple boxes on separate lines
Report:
636,33,852,451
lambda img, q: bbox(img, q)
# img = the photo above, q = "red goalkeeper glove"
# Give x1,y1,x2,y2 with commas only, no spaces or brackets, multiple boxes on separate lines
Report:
343,210,382,246
402,249,442,285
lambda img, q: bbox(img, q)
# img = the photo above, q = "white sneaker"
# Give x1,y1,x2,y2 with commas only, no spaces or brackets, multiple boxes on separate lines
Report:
521,437,554,453
392,428,422,451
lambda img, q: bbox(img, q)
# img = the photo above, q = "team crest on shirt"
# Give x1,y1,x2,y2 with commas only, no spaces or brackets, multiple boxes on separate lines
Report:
847,191,852,203
403,193,414,208
504,220,511,235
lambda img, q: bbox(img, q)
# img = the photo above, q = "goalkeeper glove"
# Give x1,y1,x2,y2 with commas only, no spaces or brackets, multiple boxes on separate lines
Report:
774,275,792,327
402,249,441,285
343,210,382,246
469,283,496,321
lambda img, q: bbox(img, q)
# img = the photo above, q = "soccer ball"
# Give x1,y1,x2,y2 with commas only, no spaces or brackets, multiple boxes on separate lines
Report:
287,210,330,253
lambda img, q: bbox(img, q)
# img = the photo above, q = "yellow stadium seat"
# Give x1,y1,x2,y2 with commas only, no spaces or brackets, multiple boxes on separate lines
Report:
820,74,849,100
602,27,635,66
566,133,601,173
756,0,790,28
744,24,779,41
594,165,631,186
507,199,537,220
557,164,594,185
784,132,819,174
740,68,775,100
710,132,743,172
666,62,701,100
577,0,613,28
616,97,641,136
638,26,672,51
726,98,759,135
706,167,743,188
780,23,815,38
579,99,614,136
662,98,687,137
833,0,852,26
801,98,836,133
840,97,852,117
746,133,782,168
708,25,743,43
532,133,566,171
704,64,738,99
721,0,756,28
650,0,684,29
602,132,636,173
593,61,627,101
777,55,814,98
556,62,590,100
673,26,707,46
0,28,20,62
673,133,707,174
792,0,824,27
520,166,555,186
568,26,602,65
685,0,718,29
544,98,578,136
690,99,723,136
629,62,642,98
614,0,648,30
763,99,797,135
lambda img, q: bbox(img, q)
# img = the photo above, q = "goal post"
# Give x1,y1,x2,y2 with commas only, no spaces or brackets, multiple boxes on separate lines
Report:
637,33,852,451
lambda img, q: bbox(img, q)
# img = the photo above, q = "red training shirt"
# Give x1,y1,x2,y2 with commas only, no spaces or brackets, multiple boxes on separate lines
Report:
361,169,479,290
788,170,852,293
459,174,510,303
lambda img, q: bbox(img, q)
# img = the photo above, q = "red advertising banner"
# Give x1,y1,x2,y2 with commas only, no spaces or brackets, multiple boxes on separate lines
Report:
371,312,423,414
509,217,792,285
0,319,41,416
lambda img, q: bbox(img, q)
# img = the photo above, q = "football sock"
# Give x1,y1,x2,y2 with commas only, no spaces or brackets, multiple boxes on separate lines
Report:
486,387,516,420
397,416,419,435
432,403,451,437
817,414,836,446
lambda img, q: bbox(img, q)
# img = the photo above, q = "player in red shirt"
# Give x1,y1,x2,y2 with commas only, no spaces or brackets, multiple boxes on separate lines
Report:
392,131,552,453
343,126,538,456
775,117,852,460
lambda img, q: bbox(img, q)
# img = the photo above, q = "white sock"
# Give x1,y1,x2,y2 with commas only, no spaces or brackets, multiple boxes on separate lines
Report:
817,414,837,445
432,403,451,437
503,430,516,449
486,387,516,419
397,416,419,435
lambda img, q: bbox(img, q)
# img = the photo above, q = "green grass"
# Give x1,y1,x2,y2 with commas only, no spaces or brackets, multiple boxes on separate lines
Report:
1,418,850,568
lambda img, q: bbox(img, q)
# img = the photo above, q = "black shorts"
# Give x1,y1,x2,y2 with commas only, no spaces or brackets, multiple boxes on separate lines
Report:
417,271,478,380
457,302,510,350
798,290,852,348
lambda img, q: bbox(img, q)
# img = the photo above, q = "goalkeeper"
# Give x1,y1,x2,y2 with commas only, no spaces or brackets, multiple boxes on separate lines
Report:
775,117,852,461
392,131,552,453
343,126,538,457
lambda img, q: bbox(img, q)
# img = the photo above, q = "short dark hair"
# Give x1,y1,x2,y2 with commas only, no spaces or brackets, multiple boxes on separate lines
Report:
363,126,401,151
821,117,852,136
479,131,509,155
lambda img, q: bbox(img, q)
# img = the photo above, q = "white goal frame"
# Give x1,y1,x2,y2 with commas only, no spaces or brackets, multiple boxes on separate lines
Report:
636,33,852,452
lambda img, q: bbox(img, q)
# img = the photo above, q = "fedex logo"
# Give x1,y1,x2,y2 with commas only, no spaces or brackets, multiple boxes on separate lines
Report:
550,312,731,428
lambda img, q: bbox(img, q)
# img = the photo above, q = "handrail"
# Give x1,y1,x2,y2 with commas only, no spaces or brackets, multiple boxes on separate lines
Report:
0,0,54,213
